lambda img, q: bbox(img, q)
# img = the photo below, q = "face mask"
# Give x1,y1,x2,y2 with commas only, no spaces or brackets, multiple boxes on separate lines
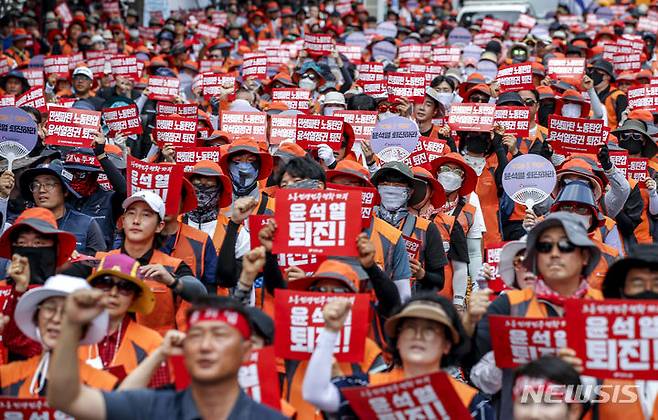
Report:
537,101,556,127
323,106,341,116
437,172,463,193
378,185,410,211
624,26,634,35
570,213,592,230
378,111,396,121
229,161,259,189
463,133,490,155
590,72,604,86
619,139,643,155
13,246,57,285
463,153,487,176
436,92,454,108
624,291,658,300
288,179,323,189
562,103,581,118
299,78,317,91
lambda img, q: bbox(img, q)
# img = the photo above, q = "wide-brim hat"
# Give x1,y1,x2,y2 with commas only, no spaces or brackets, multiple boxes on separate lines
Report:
602,244,658,298
384,299,459,343
499,239,527,287
0,70,30,93
219,138,274,181
287,259,360,292
612,119,658,159
371,161,427,207
412,166,446,209
185,160,233,208
429,152,478,196
326,160,374,188
63,148,103,172
20,160,81,201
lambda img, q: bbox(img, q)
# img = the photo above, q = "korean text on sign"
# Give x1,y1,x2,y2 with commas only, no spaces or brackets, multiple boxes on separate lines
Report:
546,115,609,154
154,115,198,148
126,156,184,215
220,111,268,142
448,103,496,132
295,115,344,151
45,106,101,148
102,104,142,136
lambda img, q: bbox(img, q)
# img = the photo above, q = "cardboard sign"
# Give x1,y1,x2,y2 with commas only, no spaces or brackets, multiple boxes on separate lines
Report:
272,88,311,111
126,156,184,215
326,183,379,229
147,76,180,102
273,289,370,362
242,53,268,80
565,298,658,380
431,47,461,66
0,398,65,418
22,68,44,88
202,73,236,99
387,72,426,104
220,111,267,142
496,63,534,92
110,55,139,81
197,23,220,39
154,115,198,148
174,147,222,172
627,86,658,112
357,63,385,83
371,116,420,162
295,115,344,150
44,55,70,77
269,114,297,145
546,115,609,154
333,110,378,143
612,53,642,73
15,87,46,113
45,106,101,148
481,17,506,36
156,102,198,117
403,235,422,260
272,189,361,256
304,34,334,56
490,316,567,368
335,44,363,63
103,104,142,136
495,106,531,137
627,157,649,182
547,58,586,82
403,137,448,168
342,371,471,419
447,103,496,132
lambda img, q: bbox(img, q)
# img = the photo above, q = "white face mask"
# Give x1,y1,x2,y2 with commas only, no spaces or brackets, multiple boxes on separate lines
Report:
379,111,396,121
570,213,592,230
436,92,454,108
378,185,410,211
437,171,463,193
299,78,317,91
562,103,582,118
323,106,342,116
463,154,487,176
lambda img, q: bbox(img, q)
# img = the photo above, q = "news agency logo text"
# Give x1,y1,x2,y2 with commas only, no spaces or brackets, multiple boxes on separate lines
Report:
519,384,639,404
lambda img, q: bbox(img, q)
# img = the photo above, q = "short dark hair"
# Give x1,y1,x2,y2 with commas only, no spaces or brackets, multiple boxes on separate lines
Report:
347,94,377,111
514,356,581,388
282,156,326,184
430,75,456,91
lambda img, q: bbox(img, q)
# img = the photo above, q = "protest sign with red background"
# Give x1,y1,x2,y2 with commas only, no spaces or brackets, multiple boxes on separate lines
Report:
303,34,334,56
484,243,511,293
398,44,431,63
202,73,236,99
0,96,14,107
156,102,198,117
15,87,46,113
86,51,107,77
55,2,72,26
342,371,471,419
22,68,44,88
448,103,496,132
609,150,629,177
199,59,224,73
565,298,658,380
295,115,344,150
431,47,461,66
403,235,422,261
481,17,506,36
197,23,220,38
357,63,385,84
154,115,198,148
387,72,426,104
271,88,311,112
547,58,586,82
473,32,494,47
220,111,268,142
242,53,268,80
68,52,84,70
403,137,448,168
274,289,370,362
336,44,363,63
333,110,378,143
495,107,531,137
44,55,70,77
147,76,180,102
627,157,649,183
326,183,379,229
127,156,184,215
45,106,101,148
361,81,388,98
110,55,139,81
0,398,64,419
403,62,444,83
508,26,531,41
489,316,567,368
103,104,142,136
496,63,534,92
612,53,642,73
174,147,222,173
269,114,297,145
273,189,361,256
546,115,609,154
627,86,658,112
518,14,537,28
637,16,658,32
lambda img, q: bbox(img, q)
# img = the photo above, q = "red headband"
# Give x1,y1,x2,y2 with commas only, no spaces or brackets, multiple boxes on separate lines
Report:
187,308,251,339
512,376,566,401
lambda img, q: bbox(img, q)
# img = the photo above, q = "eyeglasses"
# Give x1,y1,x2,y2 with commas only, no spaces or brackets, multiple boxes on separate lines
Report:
377,104,400,113
309,285,351,293
301,73,317,81
523,98,537,107
398,322,442,340
38,303,65,319
620,132,644,142
91,276,140,296
536,239,577,254
29,181,58,193
438,165,465,177
469,94,490,103
556,204,591,216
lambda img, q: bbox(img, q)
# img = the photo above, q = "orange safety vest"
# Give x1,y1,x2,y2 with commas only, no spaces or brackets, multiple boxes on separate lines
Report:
214,191,276,250
395,214,431,266
171,223,210,279
96,249,183,336
477,155,503,247
628,178,653,246
603,89,625,130
591,216,624,251
589,378,655,419
587,237,618,290
0,354,117,397
432,212,455,300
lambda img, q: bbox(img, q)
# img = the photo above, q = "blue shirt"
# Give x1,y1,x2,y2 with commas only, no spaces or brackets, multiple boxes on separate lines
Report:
103,387,287,420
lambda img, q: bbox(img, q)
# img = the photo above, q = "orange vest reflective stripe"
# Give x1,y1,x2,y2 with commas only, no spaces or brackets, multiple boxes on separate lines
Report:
604,89,625,130
476,156,503,247
172,223,209,279
588,237,618,290
456,203,476,236
507,287,603,318
627,178,652,245
0,355,117,397
396,215,430,266
432,213,454,299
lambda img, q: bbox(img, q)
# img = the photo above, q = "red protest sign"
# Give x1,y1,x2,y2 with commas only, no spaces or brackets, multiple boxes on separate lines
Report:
45,106,101,148
518,14,537,29
199,59,224,73
627,86,658,112
127,156,184,215
269,114,297,145
0,96,15,107
202,73,236,99
22,68,44,88
272,189,361,256
220,111,267,142
387,72,426,104
333,110,378,143
147,76,180,101
55,2,72,26
404,62,444,83
403,137,448,168
484,243,510,293
295,115,344,151
342,371,471,419
174,147,222,173
431,47,461,66
15,87,46,113
110,55,139,81
103,104,142,136
357,63,385,84
398,44,431,63
273,289,370,362
86,54,107,77
197,23,220,39
508,25,531,42
473,32,494,47
403,235,422,260
612,53,642,73
627,157,649,183
303,34,334,56
154,114,198,148
335,44,362,63
361,80,388,98
546,115,609,154
447,103,496,132
496,63,534,92
609,150,629,177
44,55,70,77
271,88,311,111
547,58,586,82
482,17,506,36
156,102,198,117
636,16,658,33
565,298,658,380
0,398,64,418
68,52,84,70
238,346,282,410
242,53,268,80
495,106,531,137
489,316,567,368
326,183,379,229
65,152,100,169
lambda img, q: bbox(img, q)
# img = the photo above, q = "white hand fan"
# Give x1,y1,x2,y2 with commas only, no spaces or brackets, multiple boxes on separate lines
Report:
0,141,29,172
502,154,557,211
510,187,550,210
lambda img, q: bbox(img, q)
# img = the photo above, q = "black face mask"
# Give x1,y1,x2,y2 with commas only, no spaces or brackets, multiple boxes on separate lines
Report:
463,133,490,155
624,290,658,300
590,71,604,86
537,101,556,127
13,246,57,285
619,139,643,155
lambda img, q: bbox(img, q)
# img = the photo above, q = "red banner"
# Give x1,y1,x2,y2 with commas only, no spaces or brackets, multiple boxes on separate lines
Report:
565,298,658,380
174,147,222,173
387,72,426,104
45,106,101,148
110,55,139,81
496,63,534,92
495,106,531,137
271,88,311,112
546,115,609,154
269,114,297,145
295,115,344,150
481,17,506,36
197,23,220,38
147,76,180,102
44,55,70,77
489,316,567,368
103,104,142,136
326,183,379,229
22,68,44,88
242,53,268,80
154,115,198,149
627,86,658,112
431,47,461,66
220,111,267,142
547,58,586,82
342,371,471,419
303,34,334,56
0,398,64,418
612,53,642,73
333,110,378,143
202,73,236,99
273,289,370,362
447,103,496,132
156,102,198,117
273,189,361,256
627,157,649,183
238,346,281,410
15,87,46,113
126,156,184,215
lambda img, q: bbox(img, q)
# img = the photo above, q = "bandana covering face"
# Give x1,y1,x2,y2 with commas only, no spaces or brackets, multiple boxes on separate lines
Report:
70,176,99,197
188,308,251,339
188,185,221,224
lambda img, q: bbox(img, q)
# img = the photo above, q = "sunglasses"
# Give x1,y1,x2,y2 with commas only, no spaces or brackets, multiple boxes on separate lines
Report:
523,98,537,107
377,104,400,113
513,255,525,268
91,276,140,296
536,239,577,254
620,132,644,142
469,94,490,103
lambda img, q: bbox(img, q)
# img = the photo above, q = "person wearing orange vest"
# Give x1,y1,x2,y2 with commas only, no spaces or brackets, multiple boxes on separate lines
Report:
589,59,628,130
473,212,603,418
302,294,494,419
79,253,170,387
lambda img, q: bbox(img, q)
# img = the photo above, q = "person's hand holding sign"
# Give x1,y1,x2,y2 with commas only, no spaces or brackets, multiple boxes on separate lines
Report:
140,264,177,288
322,299,353,333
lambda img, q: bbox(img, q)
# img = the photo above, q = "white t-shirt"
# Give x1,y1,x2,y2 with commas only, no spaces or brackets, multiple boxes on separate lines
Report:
466,192,486,239
185,219,249,258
